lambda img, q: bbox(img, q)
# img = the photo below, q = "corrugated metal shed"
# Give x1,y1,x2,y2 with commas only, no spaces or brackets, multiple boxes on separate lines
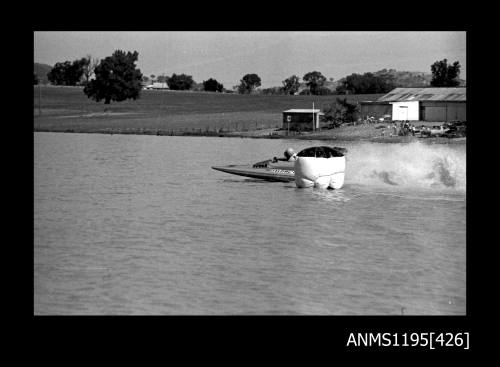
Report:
377,87,466,102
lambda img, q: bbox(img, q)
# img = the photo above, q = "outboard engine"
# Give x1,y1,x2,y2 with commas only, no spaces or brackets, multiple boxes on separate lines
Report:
294,146,346,189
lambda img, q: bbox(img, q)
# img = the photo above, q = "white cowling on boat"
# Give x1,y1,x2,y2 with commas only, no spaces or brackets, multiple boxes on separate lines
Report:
293,146,346,189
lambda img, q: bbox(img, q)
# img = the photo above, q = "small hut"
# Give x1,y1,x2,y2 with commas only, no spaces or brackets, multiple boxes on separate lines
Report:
282,109,324,131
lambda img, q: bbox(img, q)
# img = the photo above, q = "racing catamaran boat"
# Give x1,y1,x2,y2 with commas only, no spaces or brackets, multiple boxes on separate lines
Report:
212,146,347,189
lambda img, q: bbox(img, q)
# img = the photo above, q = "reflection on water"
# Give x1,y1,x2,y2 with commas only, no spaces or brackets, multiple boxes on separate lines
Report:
34,133,466,315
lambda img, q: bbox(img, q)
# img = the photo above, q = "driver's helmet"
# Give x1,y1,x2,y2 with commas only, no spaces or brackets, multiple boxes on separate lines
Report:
284,148,295,160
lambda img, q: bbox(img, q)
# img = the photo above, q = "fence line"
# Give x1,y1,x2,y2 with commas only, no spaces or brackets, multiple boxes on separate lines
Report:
151,121,282,136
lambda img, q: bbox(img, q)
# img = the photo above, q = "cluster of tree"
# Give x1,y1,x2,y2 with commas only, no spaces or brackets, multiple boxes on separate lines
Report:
302,71,328,95
281,75,301,95
203,78,224,92
34,72,39,85
335,72,396,95
298,87,335,95
47,56,98,86
78,50,227,104
263,59,462,97
257,59,463,96
259,72,336,95
44,51,463,106
157,74,170,83
261,86,285,95
235,74,262,94
145,73,224,92
430,59,461,87
48,60,83,85
323,97,359,127
167,73,195,90
282,72,335,95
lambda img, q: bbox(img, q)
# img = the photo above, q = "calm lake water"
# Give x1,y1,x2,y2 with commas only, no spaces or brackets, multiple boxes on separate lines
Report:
34,132,466,315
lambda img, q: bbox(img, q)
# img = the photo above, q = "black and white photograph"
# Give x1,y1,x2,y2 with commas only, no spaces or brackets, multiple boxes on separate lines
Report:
33,31,466,317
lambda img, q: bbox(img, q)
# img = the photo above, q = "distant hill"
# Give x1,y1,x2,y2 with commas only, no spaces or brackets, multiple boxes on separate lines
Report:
371,69,432,87
34,62,52,84
293,80,338,94
346,69,466,88
296,69,467,94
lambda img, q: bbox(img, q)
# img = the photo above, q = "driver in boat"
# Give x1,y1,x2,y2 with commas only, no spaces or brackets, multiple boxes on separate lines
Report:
273,148,298,162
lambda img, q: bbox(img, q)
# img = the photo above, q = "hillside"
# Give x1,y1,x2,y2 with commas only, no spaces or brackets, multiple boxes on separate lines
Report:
337,69,466,88
285,69,465,95
34,62,52,84
372,69,431,87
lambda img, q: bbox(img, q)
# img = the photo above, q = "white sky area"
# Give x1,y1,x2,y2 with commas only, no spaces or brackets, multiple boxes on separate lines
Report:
34,31,466,88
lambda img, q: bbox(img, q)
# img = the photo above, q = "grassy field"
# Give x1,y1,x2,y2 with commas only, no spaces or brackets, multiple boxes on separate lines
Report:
33,86,384,134
33,86,464,144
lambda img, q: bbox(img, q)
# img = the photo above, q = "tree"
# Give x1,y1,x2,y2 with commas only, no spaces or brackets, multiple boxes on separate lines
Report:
81,55,99,85
157,74,169,83
303,71,326,95
167,73,195,90
282,75,300,95
66,58,87,85
324,97,359,126
315,87,334,95
150,74,156,83
430,59,461,87
237,73,261,94
203,78,224,92
83,50,143,104
261,86,285,95
336,72,395,94
34,72,39,85
47,61,72,85
47,59,87,86
237,83,247,94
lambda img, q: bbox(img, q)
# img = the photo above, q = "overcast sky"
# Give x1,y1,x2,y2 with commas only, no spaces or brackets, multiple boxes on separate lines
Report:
34,31,466,88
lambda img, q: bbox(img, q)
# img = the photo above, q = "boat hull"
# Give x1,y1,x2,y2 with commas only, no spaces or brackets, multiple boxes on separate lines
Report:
212,146,347,188
294,156,346,189
211,165,295,182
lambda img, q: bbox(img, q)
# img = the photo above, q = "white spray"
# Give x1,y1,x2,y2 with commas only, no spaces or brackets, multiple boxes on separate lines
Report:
345,141,466,191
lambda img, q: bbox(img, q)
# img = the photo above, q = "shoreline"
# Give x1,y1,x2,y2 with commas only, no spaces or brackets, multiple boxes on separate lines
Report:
33,126,466,145
33,87,465,145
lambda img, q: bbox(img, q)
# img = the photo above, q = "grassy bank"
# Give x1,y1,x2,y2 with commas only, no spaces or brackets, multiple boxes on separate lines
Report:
33,86,383,135
33,86,465,144
292,123,466,144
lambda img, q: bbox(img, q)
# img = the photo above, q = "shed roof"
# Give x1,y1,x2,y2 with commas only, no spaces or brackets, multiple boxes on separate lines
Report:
377,87,466,102
283,109,323,114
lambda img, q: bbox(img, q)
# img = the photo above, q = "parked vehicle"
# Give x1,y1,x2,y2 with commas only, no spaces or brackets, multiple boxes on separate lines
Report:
377,114,392,123
413,125,423,134
443,121,467,137
421,125,450,137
